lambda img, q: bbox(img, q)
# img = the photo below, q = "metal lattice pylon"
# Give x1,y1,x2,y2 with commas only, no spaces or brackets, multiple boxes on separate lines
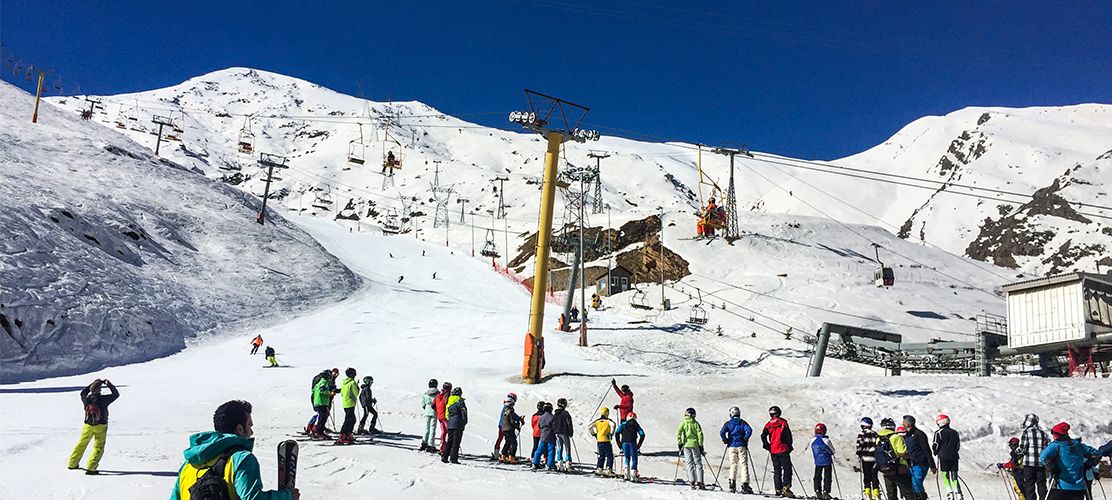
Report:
432,185,453,229
725,160,739,238
588,152,608,214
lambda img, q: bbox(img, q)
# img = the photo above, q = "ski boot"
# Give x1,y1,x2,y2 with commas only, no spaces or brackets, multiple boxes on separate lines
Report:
729,480,737,493
740,483,755,494
697,482,707,490
781,487,796,498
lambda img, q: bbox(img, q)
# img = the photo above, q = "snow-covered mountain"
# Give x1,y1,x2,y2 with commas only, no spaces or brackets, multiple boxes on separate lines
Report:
0,80,359,383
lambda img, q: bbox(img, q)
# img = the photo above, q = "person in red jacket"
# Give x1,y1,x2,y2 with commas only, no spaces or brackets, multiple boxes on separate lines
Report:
761,405,796,497
433,381,452,453
531,400,546,460
611,379,635,421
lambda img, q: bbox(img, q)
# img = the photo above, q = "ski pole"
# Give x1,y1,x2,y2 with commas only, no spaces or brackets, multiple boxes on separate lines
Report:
832,461,843,499
998,471,1015,500
746,447,764,494
1097,476,1108,500
762,453,770,493
716,445,728,489
706,450,723,490
958,474,978,500
674,448,682,482
791,461,810,499
936,471,944,500
590,383,610,422
571,435,581,467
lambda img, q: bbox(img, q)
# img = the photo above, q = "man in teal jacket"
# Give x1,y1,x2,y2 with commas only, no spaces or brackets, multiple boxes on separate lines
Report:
1040,422,1097,500
170,400,297,499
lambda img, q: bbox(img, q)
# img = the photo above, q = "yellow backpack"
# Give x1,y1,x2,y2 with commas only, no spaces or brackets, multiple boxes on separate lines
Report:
177,450,239,500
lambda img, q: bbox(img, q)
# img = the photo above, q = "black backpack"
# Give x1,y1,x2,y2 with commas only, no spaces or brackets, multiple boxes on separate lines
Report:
187,449,239,500
875,434,900,472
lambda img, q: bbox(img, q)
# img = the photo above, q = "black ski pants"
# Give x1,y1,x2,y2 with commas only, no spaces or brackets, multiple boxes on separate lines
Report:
862,461,880,489
358,404,377,432
340,407,356,436
883,472,914,500
313,405,330,434
442,427,464,463
500,430,517,457
771,453,793,491
1024,466,1048,500
532,436,540,458
1046,490,1086,500
814,465,833,495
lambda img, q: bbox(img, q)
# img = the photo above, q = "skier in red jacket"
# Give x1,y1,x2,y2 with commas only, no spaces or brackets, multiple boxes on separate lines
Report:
611,379,635,421
761,405,796,497
433,382,452,453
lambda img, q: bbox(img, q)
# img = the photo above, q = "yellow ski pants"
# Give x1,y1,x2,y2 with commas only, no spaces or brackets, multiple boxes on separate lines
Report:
68,424,108,471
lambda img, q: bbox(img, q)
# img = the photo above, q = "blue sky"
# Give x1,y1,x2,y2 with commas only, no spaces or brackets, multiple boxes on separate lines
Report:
2,1,1110,159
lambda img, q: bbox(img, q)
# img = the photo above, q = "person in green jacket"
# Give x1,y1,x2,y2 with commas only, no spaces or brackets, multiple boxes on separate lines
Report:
336,368,360,445
170,400,298,500
310,371,335,439
677,407,707,490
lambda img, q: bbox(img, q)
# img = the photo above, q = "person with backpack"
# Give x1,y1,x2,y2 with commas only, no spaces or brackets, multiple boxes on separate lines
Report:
533,402,557,470
67,379,120,475
441,386,467,464
810,423,836,500
356,376,377,435
1020,414,1050,500
419,379,439,452
615,412,646,481
762,405,795,498
1040,422,1098,500
433,382,452,454
876,417,914,500
933,414,962,500
499,393,522,463
531,400,546,460
169,400,297,500
720,406,754,494
553,398,575,472
304,370,329,435
336,368,360,445
590,407,616,476
263,346,278,367
856,417,881,500
900,419,935,500
677,407,706,490
611,378,635,422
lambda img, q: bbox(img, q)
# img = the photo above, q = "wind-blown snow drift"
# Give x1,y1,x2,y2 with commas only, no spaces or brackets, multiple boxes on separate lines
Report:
0,81,359,383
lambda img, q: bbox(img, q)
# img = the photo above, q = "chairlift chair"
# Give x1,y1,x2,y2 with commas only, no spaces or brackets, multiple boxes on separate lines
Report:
873,244,895,288
311,188,334,211
480,228,500,258
629,287,653,310
348,140,366,165
687,289,709,325
238,117,255,154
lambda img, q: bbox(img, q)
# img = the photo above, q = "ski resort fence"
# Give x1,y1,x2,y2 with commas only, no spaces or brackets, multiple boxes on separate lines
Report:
491,261,565,306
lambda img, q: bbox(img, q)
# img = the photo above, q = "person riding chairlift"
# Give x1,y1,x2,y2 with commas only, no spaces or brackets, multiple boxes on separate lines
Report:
698,197,720,237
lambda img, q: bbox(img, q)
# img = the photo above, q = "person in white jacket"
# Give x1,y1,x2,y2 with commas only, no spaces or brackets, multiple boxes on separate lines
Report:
419,379,439,452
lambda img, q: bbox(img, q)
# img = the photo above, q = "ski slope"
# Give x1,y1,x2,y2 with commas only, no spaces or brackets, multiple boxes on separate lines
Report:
1,217,1108,500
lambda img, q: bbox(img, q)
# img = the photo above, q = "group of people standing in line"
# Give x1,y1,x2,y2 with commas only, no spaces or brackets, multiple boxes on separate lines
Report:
305,367,378,445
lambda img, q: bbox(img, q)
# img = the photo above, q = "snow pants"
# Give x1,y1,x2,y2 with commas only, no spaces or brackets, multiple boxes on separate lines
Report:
941,470,962,495
1024,465,1048,500
501,430,518,458
771,452,793,492
910,465,928,494
532,436,540,458
68,424,107,471
358,404,377,432
251,344,260,355
442,427,464,463
438,419,449,452
314,405,330,434
266,355,278,366
533,440,556,468
814,464,833,495
596,442,614,470
683,447,704,484
861,461,880,490
882,472,914,500
1047,491,1086,500
622,442,639,471
422,416,437,447
727,446,750,484
556,434,572,463
340,407,357,435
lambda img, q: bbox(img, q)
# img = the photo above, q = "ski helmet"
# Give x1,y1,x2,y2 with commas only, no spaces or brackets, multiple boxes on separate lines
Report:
769,406,782,417
600,407,610,417
1008,437,1020,446
557,398,568,408
506,392,518,402
895,425,907,434
880,417,896,430
685,407,696,417
729,406,741,418
537,401,546,411
362,376,372,385
860,417,874,428
815,423,827,435
345,367,357,378
620,384,630,393
428,378,438,388
627,412,637,420
543,402,554,412
451,386,462,396
935,414,950,427
442,381,453,391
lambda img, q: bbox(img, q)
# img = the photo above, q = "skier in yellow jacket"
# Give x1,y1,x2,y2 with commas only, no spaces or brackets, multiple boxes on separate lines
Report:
590,407,616,476
677,407,707,490
336,368,360,445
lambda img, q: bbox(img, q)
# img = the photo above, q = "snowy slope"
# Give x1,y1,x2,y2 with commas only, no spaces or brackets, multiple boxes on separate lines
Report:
0,81,359,383
0,217,1108,500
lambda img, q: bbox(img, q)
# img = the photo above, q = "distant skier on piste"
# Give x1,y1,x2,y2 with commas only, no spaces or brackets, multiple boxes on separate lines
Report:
721,406,754,494
441,386,467,464
590,407,616,476
169,400,298,500
356,376,377,435
419,379,439,453
933,414,962,500
335,368,359,445
250,335,264,355
615,411,645,481
264,345,278,367
856,417,881,500
677,407,706,490
499,393,522,463
553,398,574,472
762,405,795,498
67,378,119,475
533,402,557,470
434,382,452,454
810,423,836,500
611,378,634,421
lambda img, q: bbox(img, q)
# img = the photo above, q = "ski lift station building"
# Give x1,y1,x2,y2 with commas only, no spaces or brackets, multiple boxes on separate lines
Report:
1001,272,1112,354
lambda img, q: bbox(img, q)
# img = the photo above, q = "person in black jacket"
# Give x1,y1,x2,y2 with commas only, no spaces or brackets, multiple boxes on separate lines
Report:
553,398,575,472
902,415,937,500
67,379,120,474
441,387,467,464
357,376,377,435
933,414,962,500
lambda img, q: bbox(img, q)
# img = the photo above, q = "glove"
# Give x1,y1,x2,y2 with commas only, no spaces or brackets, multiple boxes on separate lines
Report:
678,445,684,455
611,378,616,385
372,398,377,404
723,439,730,445
763,443,770,451
699,446,705,455
996,463,1005,470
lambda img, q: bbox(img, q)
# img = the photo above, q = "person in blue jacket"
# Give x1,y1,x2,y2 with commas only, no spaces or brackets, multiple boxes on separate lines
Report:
720,406,754,494
810,423,836,500
170,400,297,500
1040,422,1098,500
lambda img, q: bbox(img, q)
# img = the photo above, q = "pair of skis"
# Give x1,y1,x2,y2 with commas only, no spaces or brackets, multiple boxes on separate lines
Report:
277,440,299,491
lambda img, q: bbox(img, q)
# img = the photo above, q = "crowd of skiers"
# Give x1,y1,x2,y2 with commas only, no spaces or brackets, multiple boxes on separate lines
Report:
304,368,378,445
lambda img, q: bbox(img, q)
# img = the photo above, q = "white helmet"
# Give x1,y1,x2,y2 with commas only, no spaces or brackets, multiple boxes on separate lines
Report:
729,406,741,418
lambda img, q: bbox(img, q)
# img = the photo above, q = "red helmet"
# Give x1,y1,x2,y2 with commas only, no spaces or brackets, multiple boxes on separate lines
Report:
814,423,827,434
896,426,907,433
936,414,951,427
627,412,637,420
1008,437,1020,446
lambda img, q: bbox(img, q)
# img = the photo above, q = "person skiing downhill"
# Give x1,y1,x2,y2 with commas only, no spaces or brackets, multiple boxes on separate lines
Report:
720,406,754,494
264,346,278,367
433,382,452,454
590,407,616,476
553,398,575,472
615,412,646,481
933,414,962,500
531,400,546,459
1020,414,1050,500
441,386,467,464
533,403,557,470
677,407,706,490
810,423,836,500
876,417,914,500
902,415,937,500
611,379,635,421
250,335,263,355
419,379,439,452
499,393,523,463
1040,422,1098,500
856,417,881,500
169,400,298,500
67,379,119,474
356,376,377,435
336,368,359,445
762,405,795,498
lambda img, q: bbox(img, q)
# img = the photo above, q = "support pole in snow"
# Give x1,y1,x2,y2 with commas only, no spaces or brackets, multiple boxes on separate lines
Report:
152,115,174,156
807,323,832,377
31,71,44,123
561,244,581,332
256,153,288,225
